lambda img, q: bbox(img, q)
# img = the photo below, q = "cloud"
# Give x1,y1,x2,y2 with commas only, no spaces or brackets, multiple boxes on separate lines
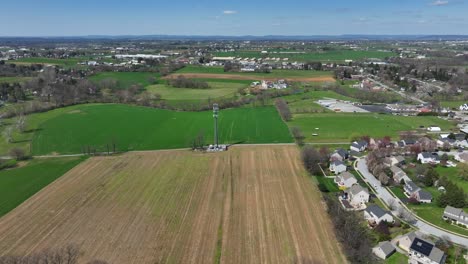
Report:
223,10,237,15
430,0,449,6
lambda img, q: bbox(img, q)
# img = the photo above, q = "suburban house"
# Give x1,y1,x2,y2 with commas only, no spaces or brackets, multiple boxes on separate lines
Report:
372,241,396,260
397,231,418,252
364,205,394,225
347,185,369,207
330,160,347,175
330,148,348,161
443,206,468,228
404,180,432,203
384,155,405,167
409,238,446,264
350,140,368,152
390,166,410,184
427,126,442,132
417,152,440,164
334,171,357,189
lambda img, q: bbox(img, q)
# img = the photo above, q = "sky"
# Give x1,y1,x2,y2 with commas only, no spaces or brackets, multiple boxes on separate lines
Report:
1,0,467,36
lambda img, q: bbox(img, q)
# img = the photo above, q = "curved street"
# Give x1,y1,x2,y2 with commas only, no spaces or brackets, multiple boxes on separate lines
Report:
355,157,468,246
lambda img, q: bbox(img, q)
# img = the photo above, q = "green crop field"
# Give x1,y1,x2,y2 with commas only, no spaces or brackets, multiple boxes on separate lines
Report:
288,113,455,143
146,81,246,100
12,57,87,67
213,50,396,62
0,156,86,217
0,77,32,84
89,72,161,89
175,65,333,78
16,104,292,155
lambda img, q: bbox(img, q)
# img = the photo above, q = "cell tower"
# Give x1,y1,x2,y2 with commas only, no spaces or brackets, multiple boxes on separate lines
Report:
213,103,219,148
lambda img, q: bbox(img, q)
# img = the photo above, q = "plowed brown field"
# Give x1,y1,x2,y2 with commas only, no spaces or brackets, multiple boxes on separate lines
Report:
163,73,335,82
0,146,346,264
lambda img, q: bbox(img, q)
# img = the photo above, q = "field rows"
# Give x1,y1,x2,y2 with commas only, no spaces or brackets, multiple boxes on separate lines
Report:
0,146,347,264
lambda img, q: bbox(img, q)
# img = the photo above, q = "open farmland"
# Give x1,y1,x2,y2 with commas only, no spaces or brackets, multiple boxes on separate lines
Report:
288,113,455,143
146,81,245,100
11,57,88,67
0,76,32,84
19,104,292,155
213,50,396,62
0,157,86,217
170,66,335,82
0,146,347,264
89,72,160,89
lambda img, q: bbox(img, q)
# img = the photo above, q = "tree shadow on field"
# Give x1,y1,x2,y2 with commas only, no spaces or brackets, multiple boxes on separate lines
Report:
12,139,31,144
23,128,43,133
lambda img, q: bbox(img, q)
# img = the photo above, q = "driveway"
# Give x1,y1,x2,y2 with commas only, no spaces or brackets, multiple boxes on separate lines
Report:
355,158,468,246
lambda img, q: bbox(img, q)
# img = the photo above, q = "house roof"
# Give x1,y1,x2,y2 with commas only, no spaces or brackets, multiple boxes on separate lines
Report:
332,160,345,166
417,190,432,201
405,181,420,193
349,184,368,196
339,171,355,181
390,166,404,175
444,206,468,224
420,152,440,160
376,241,395,256
335,148,348,158
394,156,405,162
365,204,390,219
410,238,445,263
444,205,463,216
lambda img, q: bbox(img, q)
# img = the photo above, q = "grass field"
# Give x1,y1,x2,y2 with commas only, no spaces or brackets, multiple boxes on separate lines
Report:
385,252,407,264
18,104,292,155
435,166,468,193
172,66,335,82
146,81,245,100
409,203,468,237
213,50,395,62
0,157,86,217
0,146,347,264
441,101,465,109
0,76,32,84
288,113,455,143
11,57,87,67
89,72,160,89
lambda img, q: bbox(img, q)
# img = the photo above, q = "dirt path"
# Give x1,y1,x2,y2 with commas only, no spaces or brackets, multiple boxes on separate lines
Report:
0,146,347,264
164,73,335,82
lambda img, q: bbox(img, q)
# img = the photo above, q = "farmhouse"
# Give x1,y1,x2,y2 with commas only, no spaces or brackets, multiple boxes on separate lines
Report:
409,238,446,264
417,152,440,164
372,241,396,260
334,171,357,189
350,140,368,152
443,206,468,228
364,205,394,225
347,185,369,208
330,160,347,175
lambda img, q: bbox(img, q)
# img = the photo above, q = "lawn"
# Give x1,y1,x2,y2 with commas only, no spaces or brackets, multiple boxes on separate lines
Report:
89,72,160,89
440,101,465,109
22,104,293,155
409,203,468,237
0,156,86,217
385,252,407,264
288,113,455,143
146,81,245,100
316,176,340,192
435,166,468,193
213,50,396,62
175,65,333,78
0,76,32,84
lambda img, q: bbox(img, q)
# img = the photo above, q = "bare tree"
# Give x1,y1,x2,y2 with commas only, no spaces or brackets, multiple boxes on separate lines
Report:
3,126,13,143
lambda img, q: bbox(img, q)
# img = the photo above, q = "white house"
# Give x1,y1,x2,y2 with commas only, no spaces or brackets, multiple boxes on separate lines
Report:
350,140,368,152
417,152,440,164
330,161,347,175
443,206,468,228
347,185,369,207
459,103,468,111
404,181,433,203
330,148,348,162
364,205,394,225
390,166,410,184
397,231,418,252
373,241,396,260
454,152,468,163
409,238,446,264
334,171,357,189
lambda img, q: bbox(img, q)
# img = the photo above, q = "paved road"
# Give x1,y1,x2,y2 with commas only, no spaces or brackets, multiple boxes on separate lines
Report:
367,76,427,104
356,158,468,246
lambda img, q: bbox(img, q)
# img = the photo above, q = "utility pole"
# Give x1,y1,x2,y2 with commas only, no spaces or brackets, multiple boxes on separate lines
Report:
213,103,219,148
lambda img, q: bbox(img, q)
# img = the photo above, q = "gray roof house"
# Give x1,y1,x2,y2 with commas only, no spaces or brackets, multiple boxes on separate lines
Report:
347,185,369,207
334,171,357,188
409,238,446,264
417,152,440,164
390,166,410,183
404,180,421,196
350,140,368,152
443,206,468,227
397,231,418,252
330,160,347,175
372,241,396,260
414,189,433,203
364,205,394,225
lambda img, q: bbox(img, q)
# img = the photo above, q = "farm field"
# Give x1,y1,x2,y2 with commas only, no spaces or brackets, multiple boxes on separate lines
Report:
288,113,455,143
171,66,335,82
11,57,87,67
146,81,245,100
213,50,396,62
0,146,347,264
8,104,293,155
89,72,160,89
0,157,86,217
